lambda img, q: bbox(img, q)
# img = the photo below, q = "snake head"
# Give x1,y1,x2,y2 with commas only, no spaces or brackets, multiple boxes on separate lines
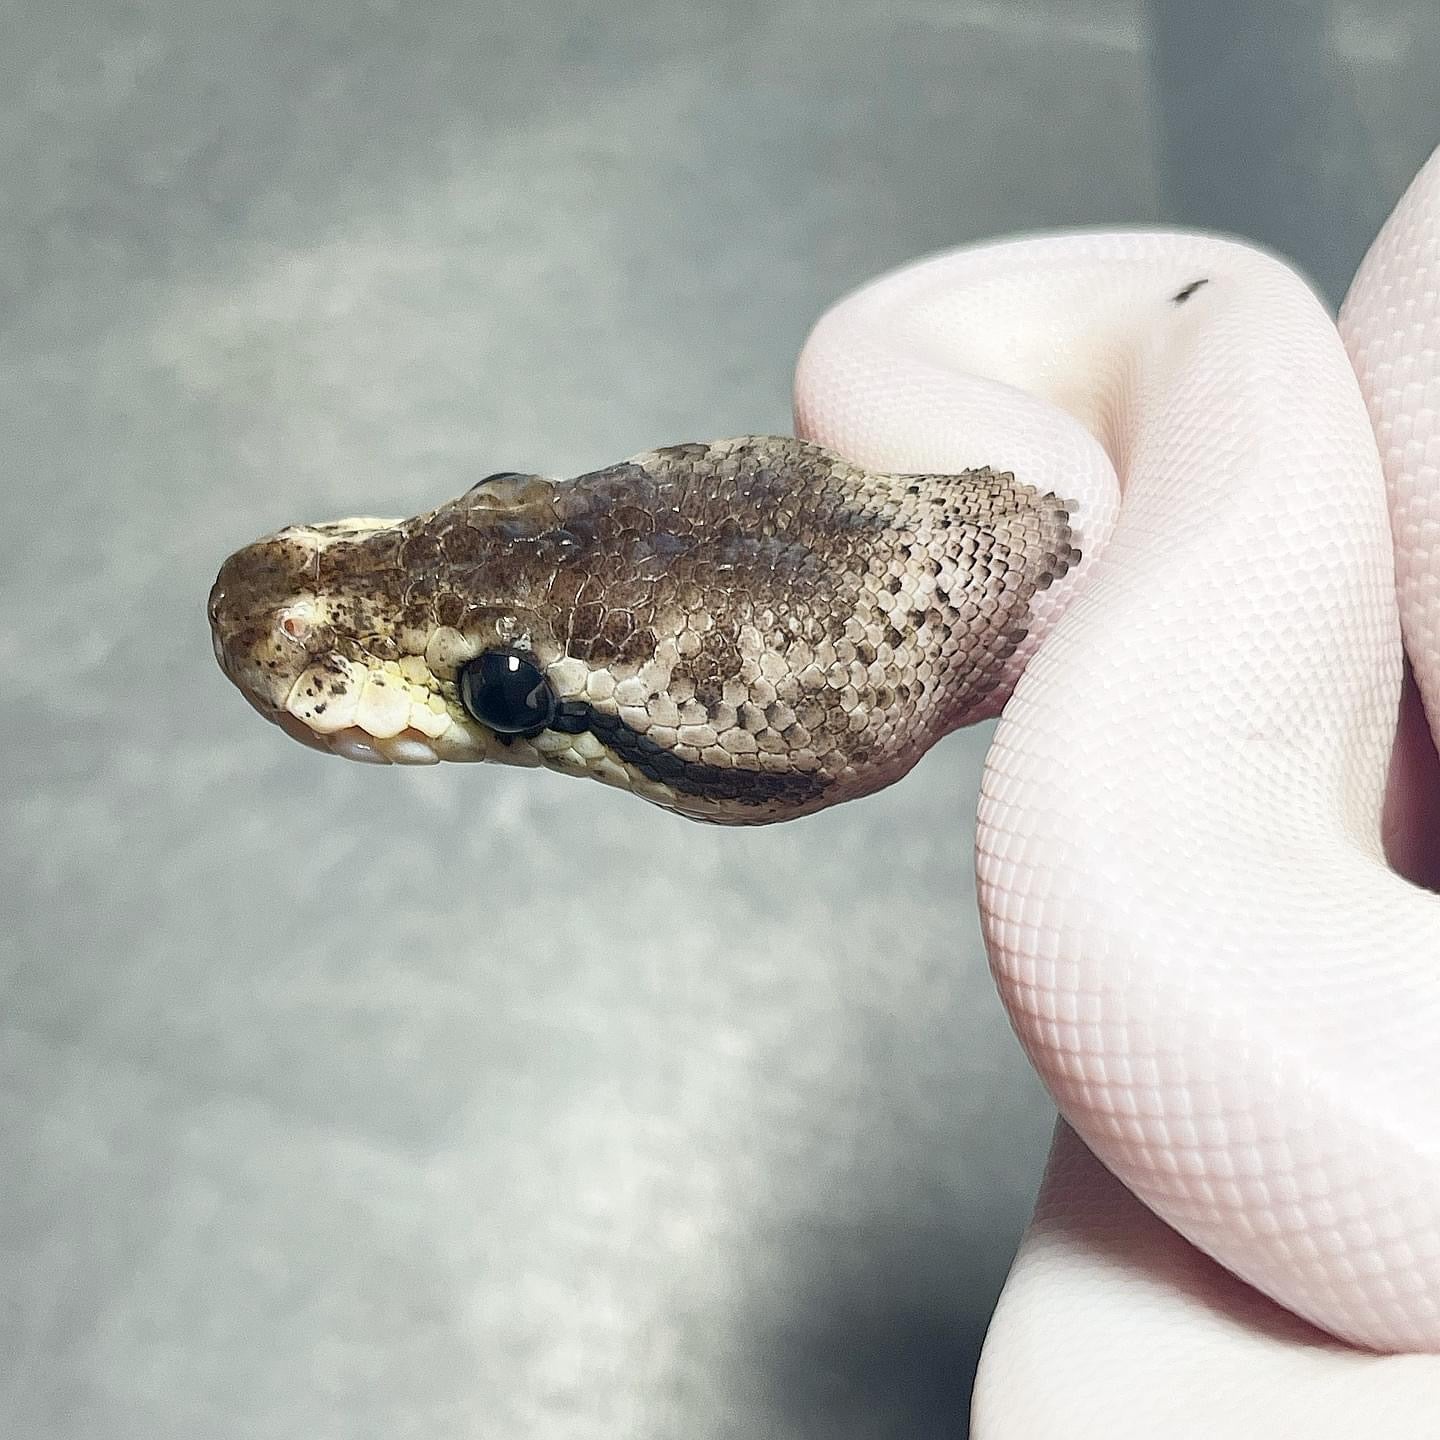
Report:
208,439,1078,819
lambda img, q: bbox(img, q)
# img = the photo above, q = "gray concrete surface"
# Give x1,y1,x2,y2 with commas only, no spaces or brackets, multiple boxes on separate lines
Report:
2,2,1436,1436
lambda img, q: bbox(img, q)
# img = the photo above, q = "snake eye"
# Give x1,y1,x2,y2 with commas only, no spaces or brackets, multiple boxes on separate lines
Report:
457,649,557,736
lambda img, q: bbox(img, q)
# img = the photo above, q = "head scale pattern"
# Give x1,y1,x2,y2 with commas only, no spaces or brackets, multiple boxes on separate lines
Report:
208,436,1079,822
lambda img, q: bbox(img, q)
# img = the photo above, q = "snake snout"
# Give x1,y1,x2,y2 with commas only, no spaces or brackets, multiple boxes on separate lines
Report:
207,532,324,717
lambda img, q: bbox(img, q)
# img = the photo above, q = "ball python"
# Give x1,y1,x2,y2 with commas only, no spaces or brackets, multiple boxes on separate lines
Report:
210,145,1440,1358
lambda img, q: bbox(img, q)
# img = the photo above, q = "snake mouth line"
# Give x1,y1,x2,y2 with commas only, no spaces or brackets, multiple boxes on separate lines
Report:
320,723,441,765
269,710,445,764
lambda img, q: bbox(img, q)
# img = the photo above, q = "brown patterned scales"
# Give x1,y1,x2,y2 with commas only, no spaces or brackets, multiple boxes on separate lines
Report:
208,436,1079,822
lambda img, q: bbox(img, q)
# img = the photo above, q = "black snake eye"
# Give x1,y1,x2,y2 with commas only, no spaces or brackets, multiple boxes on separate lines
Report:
457,649,557,736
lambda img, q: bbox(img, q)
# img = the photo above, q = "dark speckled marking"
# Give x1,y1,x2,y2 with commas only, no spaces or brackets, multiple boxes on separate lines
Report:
582,705,827,808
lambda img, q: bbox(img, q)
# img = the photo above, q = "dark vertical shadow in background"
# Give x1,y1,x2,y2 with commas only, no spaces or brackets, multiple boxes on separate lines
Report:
1147,0,1386,305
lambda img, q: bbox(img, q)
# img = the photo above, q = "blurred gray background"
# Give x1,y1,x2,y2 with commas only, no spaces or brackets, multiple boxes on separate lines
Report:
2,2,1436,1436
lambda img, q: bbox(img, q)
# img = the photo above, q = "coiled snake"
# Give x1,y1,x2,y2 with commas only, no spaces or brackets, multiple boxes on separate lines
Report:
211,146,1440,1360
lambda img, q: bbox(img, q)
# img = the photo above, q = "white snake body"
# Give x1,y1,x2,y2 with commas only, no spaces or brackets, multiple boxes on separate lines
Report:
212,147,1440,1364
796,155,1440,1354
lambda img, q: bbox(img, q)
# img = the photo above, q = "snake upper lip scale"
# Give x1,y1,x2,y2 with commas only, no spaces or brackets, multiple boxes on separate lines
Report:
210,147,1440,1354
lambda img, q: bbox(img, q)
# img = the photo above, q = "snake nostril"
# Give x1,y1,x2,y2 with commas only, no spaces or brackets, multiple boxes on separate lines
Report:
276,603,315,644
